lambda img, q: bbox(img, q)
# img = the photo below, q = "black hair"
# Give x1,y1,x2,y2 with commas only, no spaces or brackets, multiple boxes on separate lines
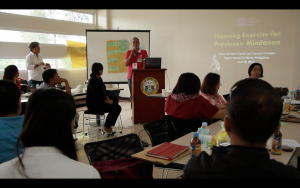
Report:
28,42,39,52
131,37,140,43
201,72,220,95
90,62,103,78
248,62,263,78
16,89,77,177
0,80,21,116
3,65,19,82
42,69,57,84
227,79,282,144
172,73,201,95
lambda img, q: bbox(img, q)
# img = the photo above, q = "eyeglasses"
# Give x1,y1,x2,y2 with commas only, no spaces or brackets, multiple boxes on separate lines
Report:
252,69,261,72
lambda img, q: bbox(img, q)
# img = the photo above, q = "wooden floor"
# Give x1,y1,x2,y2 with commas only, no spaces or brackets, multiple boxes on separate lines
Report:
74,98,183,179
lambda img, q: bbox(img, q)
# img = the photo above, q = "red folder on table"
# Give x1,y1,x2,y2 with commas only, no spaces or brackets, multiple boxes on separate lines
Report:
146,142,189,160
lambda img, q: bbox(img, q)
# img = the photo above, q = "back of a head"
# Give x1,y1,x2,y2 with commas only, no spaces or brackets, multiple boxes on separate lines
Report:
0,80,20,116
18,89,77,160
172,73,201,95
227,79,282,144
90,62,103,78
201,72,220,95
3,65,18,81
42,69,57,84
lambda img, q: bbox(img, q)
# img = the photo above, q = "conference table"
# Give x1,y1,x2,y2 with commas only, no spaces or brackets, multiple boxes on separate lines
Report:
132,111,300,169
20,88,124,116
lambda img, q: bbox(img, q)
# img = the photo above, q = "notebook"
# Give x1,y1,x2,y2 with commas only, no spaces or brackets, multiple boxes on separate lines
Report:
145,57,161,69
146,142,189,160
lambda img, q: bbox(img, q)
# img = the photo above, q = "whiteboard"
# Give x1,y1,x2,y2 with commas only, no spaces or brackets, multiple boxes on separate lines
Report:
86,30,150,82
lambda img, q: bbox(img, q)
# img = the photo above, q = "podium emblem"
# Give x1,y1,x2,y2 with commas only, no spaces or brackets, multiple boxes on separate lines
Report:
140,77,159,95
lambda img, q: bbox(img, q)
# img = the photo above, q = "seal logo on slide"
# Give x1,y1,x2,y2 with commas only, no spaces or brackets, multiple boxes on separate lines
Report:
236,18,245,27
140,77,159,95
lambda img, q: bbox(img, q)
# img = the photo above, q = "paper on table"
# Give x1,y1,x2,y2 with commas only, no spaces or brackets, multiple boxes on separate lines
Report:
267,138,300,147
291,100,300,105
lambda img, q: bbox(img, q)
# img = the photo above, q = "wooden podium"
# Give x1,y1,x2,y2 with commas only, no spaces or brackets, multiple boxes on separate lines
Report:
132,69,166,124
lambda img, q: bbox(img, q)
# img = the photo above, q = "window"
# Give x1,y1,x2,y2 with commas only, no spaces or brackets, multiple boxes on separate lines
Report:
0,29,86,44
0,9,93,24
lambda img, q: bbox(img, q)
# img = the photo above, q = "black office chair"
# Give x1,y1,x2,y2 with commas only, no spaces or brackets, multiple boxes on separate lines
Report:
143,116,186,179
222,93,229,102
166,115,210,139
84,133,144,165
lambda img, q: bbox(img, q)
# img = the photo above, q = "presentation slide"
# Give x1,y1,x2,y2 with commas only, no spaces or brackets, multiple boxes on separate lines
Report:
194,12,294,91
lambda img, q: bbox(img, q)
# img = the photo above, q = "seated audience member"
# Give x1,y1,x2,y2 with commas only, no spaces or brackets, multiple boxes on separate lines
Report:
38,69,79,131
248,62,263,79
200,72,227,109
164,72,226,120
86,62,122,135
3,65,24,94
0,80,24,164
183,79,300,179
38,69,71,94
0,89,100,178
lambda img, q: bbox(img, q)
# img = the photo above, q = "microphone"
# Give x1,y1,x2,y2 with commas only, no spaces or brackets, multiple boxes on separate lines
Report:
134,49,136,57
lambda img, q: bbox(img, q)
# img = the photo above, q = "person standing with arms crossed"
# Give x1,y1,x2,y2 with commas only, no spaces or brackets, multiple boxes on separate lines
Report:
124,37,148,108
25,42,45,89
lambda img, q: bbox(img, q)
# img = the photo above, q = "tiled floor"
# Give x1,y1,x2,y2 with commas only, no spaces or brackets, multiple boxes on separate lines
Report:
74,99,183,179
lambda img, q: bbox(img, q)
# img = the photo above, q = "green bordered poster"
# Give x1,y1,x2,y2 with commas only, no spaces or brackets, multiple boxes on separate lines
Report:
106,40,129,73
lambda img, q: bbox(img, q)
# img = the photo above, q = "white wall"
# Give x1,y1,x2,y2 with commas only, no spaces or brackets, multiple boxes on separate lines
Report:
106,9,300,95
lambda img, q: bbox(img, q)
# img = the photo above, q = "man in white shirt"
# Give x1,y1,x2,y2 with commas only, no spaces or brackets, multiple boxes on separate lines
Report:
25,42,45,88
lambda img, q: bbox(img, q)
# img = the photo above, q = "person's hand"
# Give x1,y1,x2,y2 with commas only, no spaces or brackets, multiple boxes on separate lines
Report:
58,78,68,84
38,62,45,66
130,47,136,55
217,104,226,110
105,96,113,104
104,99,113,104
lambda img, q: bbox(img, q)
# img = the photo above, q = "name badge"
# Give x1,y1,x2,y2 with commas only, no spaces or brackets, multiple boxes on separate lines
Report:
132,63,137,69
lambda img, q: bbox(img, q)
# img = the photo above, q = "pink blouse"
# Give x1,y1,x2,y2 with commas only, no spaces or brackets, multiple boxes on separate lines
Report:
200,93,227,107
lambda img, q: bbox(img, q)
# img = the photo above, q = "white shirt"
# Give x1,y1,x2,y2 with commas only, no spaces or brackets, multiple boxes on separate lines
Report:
25,52,44,81
0,147,101,179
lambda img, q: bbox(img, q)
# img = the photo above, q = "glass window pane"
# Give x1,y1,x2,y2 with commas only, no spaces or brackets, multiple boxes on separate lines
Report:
0,29,86,44
0,9,93,24
0,58,76,70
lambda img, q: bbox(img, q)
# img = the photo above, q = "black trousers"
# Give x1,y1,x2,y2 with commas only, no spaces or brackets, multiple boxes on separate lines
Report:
128,79,132,109
101,102,122,129
88,96,122,129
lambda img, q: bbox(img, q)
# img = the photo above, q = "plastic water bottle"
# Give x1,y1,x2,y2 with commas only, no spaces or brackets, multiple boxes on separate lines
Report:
284,96,291,112
190,132,201,158
296,86,300,100
36,84,39,90
197,128,206,152
201,122,209,135
85,80,89,89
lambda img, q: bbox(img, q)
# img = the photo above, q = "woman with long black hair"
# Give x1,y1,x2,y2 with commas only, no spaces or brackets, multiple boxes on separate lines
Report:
0,89,100,178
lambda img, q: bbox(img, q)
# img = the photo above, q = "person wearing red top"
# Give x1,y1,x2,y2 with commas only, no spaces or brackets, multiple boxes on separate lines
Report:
124,37,148,107
3,65,23,94
200,72,227,109
165,73,226,120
